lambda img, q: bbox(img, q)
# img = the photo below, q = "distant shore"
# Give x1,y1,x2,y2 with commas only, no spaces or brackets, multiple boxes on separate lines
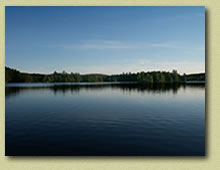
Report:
5,67,205,84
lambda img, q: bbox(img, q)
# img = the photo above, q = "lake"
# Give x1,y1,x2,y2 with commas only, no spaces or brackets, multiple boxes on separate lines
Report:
5,82,205,156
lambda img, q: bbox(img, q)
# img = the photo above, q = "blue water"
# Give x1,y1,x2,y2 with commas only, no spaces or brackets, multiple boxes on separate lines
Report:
5,83,205,156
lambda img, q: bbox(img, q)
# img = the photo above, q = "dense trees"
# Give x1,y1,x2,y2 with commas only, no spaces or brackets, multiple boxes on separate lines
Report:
185,73,205,81
5,67,21,82
5,67,45,82
5,67,205,84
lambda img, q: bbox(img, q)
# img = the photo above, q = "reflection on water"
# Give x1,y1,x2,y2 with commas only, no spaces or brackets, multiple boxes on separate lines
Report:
5,83,205,156
6,83,204,97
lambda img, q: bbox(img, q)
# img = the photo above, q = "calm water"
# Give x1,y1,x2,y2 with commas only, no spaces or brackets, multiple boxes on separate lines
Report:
5,83,205,156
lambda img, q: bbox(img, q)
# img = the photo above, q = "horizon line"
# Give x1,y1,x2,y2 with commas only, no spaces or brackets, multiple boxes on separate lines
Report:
5,66,205,76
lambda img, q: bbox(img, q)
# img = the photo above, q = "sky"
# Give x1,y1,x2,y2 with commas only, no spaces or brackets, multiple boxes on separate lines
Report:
6,6,205,75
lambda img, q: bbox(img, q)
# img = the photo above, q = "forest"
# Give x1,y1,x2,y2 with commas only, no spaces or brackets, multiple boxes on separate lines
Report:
5,67,205,84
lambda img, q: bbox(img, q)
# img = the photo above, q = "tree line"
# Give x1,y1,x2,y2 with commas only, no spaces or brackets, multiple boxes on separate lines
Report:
5,67,205,84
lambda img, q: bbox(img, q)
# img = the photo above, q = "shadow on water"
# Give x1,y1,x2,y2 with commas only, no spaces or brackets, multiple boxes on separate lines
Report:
5,82,205,156
5,83,205,98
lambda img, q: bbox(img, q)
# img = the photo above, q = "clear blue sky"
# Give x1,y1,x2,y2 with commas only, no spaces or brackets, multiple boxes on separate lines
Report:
6,6,205,75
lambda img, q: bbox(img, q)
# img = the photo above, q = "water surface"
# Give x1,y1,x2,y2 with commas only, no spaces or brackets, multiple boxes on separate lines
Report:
5,83,205,156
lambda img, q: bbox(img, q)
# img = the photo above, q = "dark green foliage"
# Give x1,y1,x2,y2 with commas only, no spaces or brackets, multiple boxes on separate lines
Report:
5,67,205,84
5,67,45,82
137,72,154,83
185,73,205,81
5,67,21,82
